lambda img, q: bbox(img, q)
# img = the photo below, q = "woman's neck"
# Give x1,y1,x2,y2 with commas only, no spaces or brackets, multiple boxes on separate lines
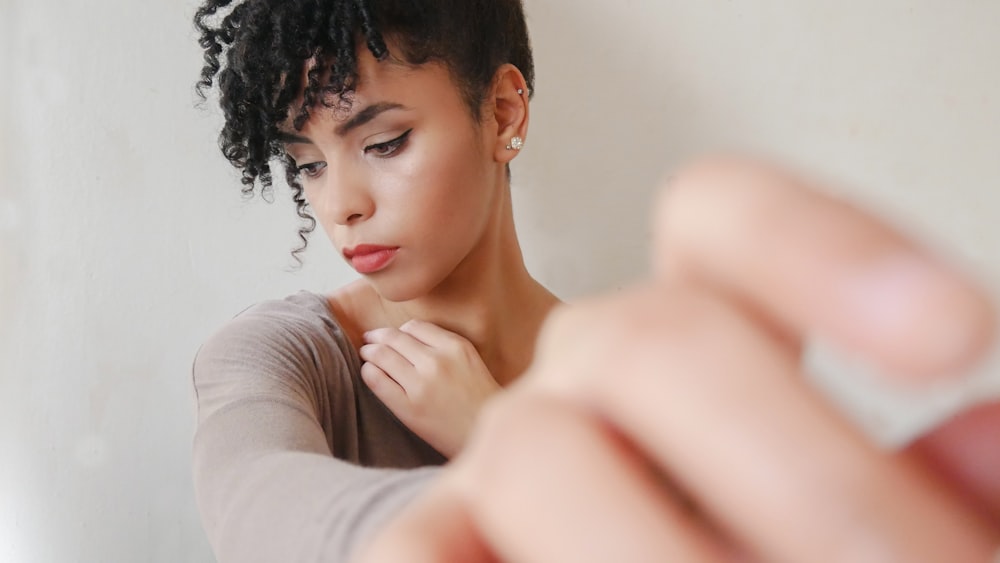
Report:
375,183,559,385
379,226,558,385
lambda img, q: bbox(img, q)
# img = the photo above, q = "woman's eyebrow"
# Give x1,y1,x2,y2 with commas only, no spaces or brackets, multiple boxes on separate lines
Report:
335,102,407,136
277,131,312,144
276,102,408,144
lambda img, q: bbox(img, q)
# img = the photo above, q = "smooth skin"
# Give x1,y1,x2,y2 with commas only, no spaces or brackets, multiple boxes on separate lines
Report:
354,157,1000,563
281,46,559,457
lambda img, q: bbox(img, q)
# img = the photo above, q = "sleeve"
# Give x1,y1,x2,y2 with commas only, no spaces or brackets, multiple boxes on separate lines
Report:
191,300,440,563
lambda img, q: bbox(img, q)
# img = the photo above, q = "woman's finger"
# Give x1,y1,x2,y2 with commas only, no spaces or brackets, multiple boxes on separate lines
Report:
655,156,996,381
360,341,417,382
360,362,409,412
364,328,428,364
906,401,1000,524
527,284,998,563
398,319,466,351
459,392,730,563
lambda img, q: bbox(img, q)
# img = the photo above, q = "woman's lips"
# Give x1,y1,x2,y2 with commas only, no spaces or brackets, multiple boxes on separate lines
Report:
344,245,399,274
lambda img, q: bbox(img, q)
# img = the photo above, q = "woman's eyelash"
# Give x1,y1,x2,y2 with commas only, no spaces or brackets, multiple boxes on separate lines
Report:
364,129,413,157
296,162,326,178
292,129,413,178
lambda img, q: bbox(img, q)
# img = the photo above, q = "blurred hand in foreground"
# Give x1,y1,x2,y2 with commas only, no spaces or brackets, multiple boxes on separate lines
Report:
355,156,1000,563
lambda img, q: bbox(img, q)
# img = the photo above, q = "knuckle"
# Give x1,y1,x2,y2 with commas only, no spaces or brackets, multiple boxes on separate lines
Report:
609,288,738,367
462,393,539,474
655,156,795,267
410,356,431,376
421,354,444,374
384,330,405,347
438,351,457,370
530,284,760,394
440,336,465,356
368,343,389,361
457,394,594,513
534,303,588,354
667,155,780,212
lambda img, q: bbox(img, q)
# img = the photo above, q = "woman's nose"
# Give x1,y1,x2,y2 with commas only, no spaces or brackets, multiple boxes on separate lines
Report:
321,167,374,226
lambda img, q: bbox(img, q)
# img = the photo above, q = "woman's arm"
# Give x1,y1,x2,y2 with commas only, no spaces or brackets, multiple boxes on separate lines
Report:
355,156,1000,563
191,297,440,562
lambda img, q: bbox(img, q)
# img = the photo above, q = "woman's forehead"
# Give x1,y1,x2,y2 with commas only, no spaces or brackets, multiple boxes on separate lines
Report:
279,58,458,134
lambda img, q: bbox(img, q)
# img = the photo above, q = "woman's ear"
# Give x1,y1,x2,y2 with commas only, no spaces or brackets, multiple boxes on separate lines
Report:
489,64,530,165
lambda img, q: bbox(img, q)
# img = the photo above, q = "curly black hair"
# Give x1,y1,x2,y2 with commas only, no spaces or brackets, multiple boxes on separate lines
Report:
194,0,535,260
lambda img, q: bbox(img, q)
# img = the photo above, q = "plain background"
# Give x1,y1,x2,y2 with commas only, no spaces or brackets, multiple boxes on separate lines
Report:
2,1,998,561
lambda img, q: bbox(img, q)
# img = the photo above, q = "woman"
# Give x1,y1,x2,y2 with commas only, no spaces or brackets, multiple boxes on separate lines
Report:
192,1,1000,561
191,0,558,560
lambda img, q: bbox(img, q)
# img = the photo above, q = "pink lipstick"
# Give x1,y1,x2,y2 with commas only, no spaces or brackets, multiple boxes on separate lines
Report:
343,245,399,274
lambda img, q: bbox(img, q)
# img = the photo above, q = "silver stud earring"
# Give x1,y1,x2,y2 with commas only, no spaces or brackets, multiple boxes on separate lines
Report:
506,136,524,151
516,88,524,95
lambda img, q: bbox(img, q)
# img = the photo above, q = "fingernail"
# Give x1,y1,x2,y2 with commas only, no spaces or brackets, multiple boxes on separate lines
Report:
841,255,995,379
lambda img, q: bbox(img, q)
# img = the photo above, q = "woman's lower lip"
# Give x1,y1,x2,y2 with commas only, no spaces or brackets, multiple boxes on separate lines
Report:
350,248,399,274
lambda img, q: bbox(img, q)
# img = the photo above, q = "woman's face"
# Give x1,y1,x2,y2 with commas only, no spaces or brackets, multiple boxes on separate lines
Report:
281,49,507,301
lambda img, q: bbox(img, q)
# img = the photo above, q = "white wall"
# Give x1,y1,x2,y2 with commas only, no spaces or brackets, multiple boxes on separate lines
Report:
1,1,998,561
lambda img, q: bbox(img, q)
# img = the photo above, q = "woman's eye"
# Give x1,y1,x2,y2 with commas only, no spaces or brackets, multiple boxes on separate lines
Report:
364,129,413,158
296,162,326,178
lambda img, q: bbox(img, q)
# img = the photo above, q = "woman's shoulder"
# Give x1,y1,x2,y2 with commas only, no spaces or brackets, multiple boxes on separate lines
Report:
204,290,354,358
192,290,362,414
239,290,348,335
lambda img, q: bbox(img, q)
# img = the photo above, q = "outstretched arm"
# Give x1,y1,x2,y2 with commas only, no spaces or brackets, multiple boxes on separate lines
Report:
355,156,1000,563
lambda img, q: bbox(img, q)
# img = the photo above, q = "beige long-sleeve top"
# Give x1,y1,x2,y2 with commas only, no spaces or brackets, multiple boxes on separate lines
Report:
191,291,447,562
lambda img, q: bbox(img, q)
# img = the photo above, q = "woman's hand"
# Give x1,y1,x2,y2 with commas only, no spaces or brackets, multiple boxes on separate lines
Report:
353,156,1000,563
360,320,502,457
